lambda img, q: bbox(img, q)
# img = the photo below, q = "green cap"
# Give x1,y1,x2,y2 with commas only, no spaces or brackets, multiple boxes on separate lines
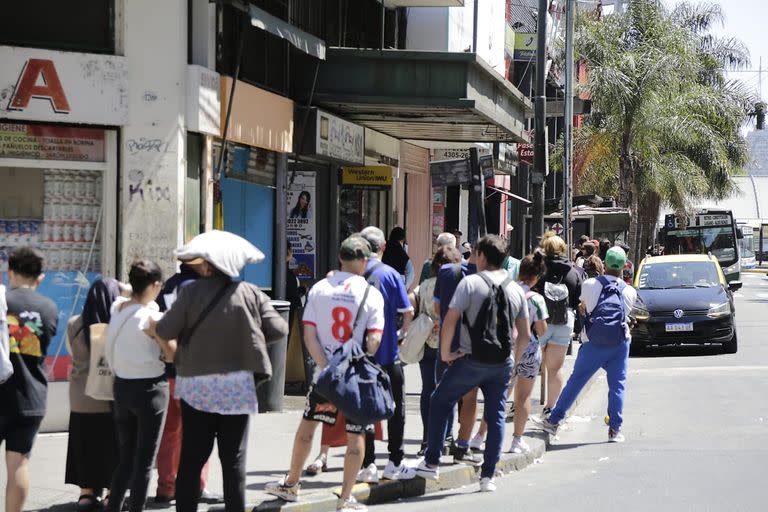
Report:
339,235,372,261
605,246,627,270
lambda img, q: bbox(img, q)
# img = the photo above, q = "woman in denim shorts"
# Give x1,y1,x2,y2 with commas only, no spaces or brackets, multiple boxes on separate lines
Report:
533,233,583,415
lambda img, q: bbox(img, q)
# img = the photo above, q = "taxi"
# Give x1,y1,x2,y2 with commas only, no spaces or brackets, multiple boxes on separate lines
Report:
630,254,741,353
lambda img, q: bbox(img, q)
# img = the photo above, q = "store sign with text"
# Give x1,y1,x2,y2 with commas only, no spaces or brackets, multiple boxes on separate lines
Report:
0,45,128,125
0,122,106,162
286,170,316,281
433,147,492,161
316,110,364,164
517,143,534,165
341,166,393,189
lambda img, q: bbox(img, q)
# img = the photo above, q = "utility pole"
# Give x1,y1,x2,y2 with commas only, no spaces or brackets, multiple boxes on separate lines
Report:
469,147,487,245
531,0,549,245
563,0,575,251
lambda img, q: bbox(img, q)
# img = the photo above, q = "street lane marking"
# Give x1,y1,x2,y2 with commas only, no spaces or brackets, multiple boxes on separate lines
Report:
631,365,768,375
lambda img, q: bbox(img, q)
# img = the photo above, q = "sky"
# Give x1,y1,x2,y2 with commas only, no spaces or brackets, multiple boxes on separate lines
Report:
671,0,767,121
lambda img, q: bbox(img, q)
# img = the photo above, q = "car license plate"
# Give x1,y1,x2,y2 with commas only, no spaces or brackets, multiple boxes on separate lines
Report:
665,323,693,332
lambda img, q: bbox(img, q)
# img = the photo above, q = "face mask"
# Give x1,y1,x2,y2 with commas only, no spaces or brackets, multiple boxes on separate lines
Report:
403,243,409,254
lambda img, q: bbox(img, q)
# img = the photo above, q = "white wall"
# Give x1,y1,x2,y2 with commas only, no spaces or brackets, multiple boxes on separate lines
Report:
406,0,506,76
120,0,188,278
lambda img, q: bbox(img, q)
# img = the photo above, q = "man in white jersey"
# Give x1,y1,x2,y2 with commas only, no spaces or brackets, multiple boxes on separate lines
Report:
266,235,385,512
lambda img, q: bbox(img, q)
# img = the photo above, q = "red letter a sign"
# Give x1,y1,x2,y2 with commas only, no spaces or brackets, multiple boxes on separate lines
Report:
9,59,71,114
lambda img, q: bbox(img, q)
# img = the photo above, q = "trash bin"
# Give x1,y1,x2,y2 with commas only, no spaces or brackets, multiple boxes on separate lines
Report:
257,300,290,412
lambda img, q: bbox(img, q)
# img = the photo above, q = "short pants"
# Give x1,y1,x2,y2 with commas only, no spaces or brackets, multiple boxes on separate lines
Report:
303,386,373,435
513,339,542,379
538,322,573,347
0,415,44,455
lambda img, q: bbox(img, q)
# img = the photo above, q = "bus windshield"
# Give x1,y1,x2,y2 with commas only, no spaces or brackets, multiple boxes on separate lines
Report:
663,226,737,266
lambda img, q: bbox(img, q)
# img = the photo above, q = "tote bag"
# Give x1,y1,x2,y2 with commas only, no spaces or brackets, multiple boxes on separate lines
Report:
399,285,434,364
85,323,113,400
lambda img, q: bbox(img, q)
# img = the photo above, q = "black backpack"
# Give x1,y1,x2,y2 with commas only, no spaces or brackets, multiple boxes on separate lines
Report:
462,273,514,364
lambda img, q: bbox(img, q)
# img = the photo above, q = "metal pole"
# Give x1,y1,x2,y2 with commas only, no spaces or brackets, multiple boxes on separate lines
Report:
381,1,385,50
473,0,479,53
216,15,248,181
531,0,549,245
470,148,487,239
563,0,575,251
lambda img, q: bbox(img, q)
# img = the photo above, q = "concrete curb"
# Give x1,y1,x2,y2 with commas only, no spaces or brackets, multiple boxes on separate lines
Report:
246,351,600,512
251,435,547,512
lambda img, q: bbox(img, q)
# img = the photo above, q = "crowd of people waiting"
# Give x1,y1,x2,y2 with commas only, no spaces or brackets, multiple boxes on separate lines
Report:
0,228,636,512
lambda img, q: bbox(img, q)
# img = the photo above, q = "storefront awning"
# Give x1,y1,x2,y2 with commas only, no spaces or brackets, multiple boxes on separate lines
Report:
245,4,326,60
487,186,531,205
292,49,532,143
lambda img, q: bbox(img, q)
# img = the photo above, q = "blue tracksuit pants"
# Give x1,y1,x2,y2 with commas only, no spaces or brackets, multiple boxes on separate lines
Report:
549,340,630,432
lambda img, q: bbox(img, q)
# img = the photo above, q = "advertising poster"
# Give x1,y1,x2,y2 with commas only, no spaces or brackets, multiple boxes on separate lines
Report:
287,170,316,281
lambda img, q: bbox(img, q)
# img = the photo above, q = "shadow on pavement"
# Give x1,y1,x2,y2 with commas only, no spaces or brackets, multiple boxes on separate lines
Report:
30,505,74,512
631,345,724,358
547,441,607,452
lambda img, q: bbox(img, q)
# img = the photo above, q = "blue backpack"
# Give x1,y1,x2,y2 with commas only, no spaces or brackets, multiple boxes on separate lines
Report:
314,285,395,424
584,276,628,346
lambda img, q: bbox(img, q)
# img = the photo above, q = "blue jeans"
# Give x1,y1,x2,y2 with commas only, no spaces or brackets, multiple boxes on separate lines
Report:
550,341,630,431
419,347,437,442
425,357,513,478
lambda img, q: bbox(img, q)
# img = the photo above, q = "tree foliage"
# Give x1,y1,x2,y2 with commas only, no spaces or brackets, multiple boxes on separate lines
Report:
567,0,753,260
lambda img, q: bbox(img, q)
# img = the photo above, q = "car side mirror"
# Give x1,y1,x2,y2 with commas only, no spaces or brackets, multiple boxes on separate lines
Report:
728,281,743,292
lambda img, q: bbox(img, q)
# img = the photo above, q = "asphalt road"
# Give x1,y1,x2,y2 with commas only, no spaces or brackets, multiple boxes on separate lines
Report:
374,272,768,512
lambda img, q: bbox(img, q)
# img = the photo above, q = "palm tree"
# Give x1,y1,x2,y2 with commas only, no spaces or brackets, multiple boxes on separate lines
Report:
568,0,752,262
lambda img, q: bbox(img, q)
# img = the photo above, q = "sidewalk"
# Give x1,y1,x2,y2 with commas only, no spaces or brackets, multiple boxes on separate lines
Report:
3,346,594,512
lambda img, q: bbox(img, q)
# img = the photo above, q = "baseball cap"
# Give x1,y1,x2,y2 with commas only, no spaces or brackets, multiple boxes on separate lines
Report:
339,235,372,261
605,246,627,270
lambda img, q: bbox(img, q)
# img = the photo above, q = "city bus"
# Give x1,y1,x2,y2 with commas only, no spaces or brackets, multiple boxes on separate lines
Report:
660,208,741,282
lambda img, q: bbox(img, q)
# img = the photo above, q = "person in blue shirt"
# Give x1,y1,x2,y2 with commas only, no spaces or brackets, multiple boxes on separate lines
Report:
358,227,415,482
432,250,482,463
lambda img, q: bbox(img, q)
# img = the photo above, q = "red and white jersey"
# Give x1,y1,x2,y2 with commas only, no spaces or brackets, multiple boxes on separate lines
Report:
303,271,385,356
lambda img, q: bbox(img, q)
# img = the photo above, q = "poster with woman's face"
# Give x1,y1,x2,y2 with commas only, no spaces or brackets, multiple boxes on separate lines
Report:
286,171,316,281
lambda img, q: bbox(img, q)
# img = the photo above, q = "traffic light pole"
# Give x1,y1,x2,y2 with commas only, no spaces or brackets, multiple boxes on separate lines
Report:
563,0,575,251
531,0,549,246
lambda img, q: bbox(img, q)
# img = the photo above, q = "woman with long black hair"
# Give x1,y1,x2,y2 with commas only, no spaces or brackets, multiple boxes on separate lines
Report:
290,191,312,219
65,278,124,511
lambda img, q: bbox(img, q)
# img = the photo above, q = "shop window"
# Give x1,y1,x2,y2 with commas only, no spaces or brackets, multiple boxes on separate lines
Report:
339,187,388,241
0,0,115,54
0,167,103,274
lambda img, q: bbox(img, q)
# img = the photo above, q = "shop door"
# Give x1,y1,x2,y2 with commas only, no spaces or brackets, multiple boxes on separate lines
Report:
339,188,389,241
221,177,274,289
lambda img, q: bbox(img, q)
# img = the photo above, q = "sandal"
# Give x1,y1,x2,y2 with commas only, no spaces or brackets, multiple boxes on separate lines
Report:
305,455,328,476
76,494,99,512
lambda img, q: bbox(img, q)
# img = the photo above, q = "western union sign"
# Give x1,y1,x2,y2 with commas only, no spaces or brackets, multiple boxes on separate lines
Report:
341,165,393,188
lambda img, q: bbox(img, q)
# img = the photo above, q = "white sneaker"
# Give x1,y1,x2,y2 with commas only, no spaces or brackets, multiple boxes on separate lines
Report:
337,496,367,511
479,477,497,492
469,433,485,451
382,461,417,480
508,436,530,454
356,463,379,483
608,429,626,443
415,459,439,481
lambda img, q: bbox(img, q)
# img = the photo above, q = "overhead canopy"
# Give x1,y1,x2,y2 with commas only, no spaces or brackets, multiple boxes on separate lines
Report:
241,3,326,60
380,0,464,5
293,49,532,143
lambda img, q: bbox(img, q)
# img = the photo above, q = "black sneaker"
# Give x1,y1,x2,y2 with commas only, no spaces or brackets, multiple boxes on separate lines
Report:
451,445,483,466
